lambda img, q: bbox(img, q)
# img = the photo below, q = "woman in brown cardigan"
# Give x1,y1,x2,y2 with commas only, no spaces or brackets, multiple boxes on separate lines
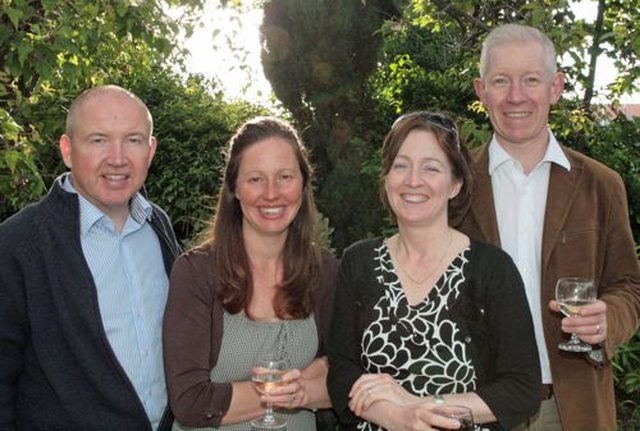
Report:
163,117,338,431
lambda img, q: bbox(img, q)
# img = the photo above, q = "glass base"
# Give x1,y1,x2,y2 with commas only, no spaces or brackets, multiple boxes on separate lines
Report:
250,417,287,431
558,341,592,352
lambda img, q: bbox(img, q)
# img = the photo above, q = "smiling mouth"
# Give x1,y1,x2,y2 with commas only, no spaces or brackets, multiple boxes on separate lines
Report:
103,174,129,181
260,206,285,216
401,194,428,204
505,112,531,118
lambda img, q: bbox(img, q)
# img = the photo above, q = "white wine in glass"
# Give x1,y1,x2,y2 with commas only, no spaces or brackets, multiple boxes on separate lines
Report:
555,277,596,352
251,358,288,430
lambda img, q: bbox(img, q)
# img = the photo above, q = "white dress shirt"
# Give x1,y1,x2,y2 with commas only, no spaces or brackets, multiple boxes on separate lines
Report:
488,131,570,384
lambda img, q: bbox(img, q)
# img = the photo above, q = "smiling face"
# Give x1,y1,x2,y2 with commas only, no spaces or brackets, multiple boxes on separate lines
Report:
384,129,462,227
235,137,304,239
474,40,564,152
60,88,156,225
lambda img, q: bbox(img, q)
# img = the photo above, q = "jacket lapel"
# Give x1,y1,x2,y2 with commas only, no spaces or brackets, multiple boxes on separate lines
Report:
541,148,584,275
469,145,501,245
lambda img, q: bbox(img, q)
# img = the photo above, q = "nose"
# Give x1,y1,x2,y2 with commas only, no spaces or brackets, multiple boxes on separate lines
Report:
404,165,421,187
263,179,279,200
107,142,127,165
506,81,525,103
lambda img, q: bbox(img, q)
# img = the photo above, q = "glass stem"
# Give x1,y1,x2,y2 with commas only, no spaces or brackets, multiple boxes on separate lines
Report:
264,400,275,423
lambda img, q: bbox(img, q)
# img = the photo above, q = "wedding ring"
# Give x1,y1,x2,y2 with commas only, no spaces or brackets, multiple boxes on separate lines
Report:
596,323,601,334
291,393,297,401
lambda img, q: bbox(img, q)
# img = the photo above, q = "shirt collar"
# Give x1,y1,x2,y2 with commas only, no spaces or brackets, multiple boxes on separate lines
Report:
487,129,571,175
62,173,153,235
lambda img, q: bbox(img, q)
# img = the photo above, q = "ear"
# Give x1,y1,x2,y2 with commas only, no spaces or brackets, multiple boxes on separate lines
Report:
147,136,157,167
550,71,564,104
473,78,486,103
60,134,73,168
449,179,463,200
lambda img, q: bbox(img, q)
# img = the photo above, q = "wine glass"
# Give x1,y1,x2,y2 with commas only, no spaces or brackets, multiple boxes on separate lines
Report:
555,277,597,352
432,404,474,431
251,357,289,430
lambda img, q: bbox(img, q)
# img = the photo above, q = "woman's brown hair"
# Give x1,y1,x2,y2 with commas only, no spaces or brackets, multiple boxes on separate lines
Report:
379,111,474,224
198,116,320,319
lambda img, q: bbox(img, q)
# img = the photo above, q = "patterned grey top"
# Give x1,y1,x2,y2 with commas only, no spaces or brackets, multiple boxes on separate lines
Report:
358,242,478,431
173,311,318,431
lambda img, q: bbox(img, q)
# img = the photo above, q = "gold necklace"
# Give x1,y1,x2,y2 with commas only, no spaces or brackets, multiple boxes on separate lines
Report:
394,231,453,288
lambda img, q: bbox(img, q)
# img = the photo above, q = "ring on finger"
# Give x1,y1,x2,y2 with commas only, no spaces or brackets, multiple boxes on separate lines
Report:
291,393,297,402
595,323,601,334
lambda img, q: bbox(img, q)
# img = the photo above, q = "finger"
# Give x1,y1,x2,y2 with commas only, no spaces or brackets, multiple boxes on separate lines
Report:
282,368,302,381
360,387,379,411
578,300,606,317
350,386,373,415
350,374,382,393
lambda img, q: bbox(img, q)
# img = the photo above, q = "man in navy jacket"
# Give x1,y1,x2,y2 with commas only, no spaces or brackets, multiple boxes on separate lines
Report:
0,85,181,431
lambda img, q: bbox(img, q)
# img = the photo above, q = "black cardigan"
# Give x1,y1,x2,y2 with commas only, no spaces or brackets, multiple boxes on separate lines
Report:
0,176,180,431
327,237,541,431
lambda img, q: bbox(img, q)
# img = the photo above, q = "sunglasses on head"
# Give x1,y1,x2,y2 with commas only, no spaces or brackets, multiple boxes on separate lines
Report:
392,111,461,153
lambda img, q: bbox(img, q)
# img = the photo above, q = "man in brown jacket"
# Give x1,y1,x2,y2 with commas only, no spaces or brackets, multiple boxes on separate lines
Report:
456,23,640,431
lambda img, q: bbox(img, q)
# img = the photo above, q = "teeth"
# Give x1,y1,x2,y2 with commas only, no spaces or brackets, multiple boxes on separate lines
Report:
261,207,285,215
402,194,428,203
104,174,127,180
506,112,529,118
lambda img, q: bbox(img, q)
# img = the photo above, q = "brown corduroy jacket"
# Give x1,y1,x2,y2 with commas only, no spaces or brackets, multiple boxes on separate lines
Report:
454,143,640,431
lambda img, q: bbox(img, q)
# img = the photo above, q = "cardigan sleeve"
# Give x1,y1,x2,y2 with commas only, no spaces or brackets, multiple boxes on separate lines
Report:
470,241,541,428
314,250,340,357
327,239,380,425
162,250,232,427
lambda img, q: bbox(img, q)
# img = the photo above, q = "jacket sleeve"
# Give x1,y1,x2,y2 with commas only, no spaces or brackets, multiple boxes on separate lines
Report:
162,251,232,427
471,243,542,428
597,173,640,358
0,239,25,430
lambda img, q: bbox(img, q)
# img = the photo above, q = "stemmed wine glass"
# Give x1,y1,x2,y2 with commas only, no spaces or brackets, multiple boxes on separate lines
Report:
555,277,597,352
251,357,289,430
432,404,474,431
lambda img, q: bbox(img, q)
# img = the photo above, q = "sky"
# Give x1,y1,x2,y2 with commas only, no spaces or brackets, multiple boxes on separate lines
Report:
180,3,271,105
179,1,638,105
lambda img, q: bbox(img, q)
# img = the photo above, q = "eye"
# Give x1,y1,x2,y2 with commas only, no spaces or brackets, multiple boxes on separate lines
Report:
491,76,509,87
90,137,106,145
422,164,441,174
247,176,265,184
392,161,409,171
277,173,294,183
126,136,144,146
524,75,541,86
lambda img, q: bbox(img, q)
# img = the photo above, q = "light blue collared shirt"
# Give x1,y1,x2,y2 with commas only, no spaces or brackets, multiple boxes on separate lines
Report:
488,130,570,385
63,174,168,430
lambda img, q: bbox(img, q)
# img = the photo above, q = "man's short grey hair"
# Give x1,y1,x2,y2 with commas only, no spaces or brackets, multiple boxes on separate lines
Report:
479,23,557,78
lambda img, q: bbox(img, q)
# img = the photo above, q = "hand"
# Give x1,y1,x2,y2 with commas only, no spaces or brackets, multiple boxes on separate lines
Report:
549,299,607,344
348,373,419,417
262,368,306,409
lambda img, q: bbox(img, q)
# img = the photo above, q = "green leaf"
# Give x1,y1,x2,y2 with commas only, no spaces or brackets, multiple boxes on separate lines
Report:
4,150,20,172
16,40,32,67
6,8,24,30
